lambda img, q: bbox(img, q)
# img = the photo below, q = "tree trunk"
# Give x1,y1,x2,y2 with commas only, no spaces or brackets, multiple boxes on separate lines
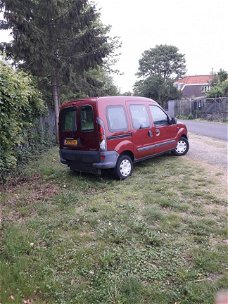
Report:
52,75,59,143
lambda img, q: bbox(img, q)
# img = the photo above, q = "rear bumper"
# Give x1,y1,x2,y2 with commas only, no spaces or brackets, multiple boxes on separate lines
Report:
59,149,119,172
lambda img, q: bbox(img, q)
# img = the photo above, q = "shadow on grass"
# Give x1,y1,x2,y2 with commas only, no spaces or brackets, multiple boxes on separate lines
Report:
67,153,172,182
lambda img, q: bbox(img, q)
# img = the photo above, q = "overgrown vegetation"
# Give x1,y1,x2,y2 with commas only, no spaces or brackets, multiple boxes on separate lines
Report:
1,148,227,303
207,69,228,98
0,59,53,182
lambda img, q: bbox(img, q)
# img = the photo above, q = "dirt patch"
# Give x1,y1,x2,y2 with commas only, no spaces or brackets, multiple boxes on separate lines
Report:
0,173,41,192
5,182,59,206
1,177,59,223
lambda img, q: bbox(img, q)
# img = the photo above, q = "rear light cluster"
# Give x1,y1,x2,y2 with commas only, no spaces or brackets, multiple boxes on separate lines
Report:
97,118,107,151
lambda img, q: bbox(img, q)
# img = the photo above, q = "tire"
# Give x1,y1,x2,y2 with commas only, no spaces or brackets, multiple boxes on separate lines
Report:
172,137,189,156
115,155,133,180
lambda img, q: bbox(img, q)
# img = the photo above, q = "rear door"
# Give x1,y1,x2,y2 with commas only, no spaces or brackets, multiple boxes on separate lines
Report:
76,102,99,151
149,105,177,154
59,102,99,151
59,106,78,149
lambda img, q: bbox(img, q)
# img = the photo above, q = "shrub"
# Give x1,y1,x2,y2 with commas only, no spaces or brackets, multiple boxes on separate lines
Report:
0,59,48,181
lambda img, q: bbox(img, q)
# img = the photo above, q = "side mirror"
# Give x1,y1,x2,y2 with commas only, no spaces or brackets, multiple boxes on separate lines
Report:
169,117,177,125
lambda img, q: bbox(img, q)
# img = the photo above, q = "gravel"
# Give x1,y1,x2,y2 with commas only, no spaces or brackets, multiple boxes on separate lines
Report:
185,133,227,187
186,133,227,170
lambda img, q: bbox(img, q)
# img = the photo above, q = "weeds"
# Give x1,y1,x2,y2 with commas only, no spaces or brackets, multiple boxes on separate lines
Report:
0,148,227,303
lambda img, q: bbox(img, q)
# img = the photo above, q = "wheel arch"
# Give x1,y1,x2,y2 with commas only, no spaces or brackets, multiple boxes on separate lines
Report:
119,150,135,162
114,140,135,161
180,134,188,140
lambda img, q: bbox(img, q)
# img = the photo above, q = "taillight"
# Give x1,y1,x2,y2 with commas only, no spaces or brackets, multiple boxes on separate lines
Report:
97,118,107,151
98,124,104,141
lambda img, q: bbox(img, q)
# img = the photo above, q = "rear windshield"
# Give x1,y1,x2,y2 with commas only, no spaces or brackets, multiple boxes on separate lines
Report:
60,107,77,132
80,105,95,131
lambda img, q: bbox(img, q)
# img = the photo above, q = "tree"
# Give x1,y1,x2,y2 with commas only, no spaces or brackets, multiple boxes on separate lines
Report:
217,69,228,83
0,59,46,180
122,91,133,96
134,75,181,105
137,44,186,80
84,67,120,96
134,45,185,106
60,67,119,101
0,0,117,141
207,81,228,98
207,69,228,98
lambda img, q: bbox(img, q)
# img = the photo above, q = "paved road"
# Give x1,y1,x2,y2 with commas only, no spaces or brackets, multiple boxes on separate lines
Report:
179,120,228,141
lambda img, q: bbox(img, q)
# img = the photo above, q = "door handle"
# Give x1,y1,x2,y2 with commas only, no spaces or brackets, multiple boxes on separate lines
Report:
155,129,160,136
148,130,152,137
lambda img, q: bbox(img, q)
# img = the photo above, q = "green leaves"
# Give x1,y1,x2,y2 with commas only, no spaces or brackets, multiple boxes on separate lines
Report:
134,75,181,107
207,68,228,98
0,59,46,179
134,45,185,106
137,44,186,80
0,0,119,143
0,0,117,99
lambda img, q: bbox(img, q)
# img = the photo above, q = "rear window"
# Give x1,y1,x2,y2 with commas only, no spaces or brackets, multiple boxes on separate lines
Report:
61,108,77,132
80,105,94,131
107,106,128,131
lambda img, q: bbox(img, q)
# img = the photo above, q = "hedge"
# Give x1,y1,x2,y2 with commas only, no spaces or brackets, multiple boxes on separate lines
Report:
0,59,52,182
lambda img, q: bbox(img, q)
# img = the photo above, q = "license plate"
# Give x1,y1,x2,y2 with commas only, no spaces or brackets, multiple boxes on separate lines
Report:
64,139,77,145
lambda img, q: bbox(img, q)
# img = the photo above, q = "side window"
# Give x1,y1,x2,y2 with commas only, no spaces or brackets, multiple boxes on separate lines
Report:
107,106,128,131
130,104,150,129
61,108,77,132
149,106,169,126
80,105,94,131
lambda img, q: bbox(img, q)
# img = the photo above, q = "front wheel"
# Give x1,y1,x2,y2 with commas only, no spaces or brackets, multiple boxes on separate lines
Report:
172,137,189,156
115,155,133,179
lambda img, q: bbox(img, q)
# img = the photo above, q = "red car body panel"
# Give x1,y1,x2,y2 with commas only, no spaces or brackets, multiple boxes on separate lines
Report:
59,96,188,174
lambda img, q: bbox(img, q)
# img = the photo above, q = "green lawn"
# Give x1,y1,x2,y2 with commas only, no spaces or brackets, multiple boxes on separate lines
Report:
0,147,227,304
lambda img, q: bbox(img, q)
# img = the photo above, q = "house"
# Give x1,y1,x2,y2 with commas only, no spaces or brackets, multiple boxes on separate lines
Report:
174,75,213,98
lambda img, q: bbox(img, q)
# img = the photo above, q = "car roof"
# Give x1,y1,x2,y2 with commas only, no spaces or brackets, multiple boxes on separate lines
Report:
60,96,158,109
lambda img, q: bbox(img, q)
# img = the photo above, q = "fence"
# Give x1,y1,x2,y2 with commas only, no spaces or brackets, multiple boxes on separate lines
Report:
168,97,228,121
15,107,56,165
39,107,56,140
0,106,56,183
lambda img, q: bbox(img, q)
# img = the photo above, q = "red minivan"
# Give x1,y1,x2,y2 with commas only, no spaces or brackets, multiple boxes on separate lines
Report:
59,96,189,179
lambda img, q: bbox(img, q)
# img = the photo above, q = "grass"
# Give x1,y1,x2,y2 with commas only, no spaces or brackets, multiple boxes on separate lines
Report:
0,147,227,304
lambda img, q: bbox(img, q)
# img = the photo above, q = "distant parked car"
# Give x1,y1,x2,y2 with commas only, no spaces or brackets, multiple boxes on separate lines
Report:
59,96,189,179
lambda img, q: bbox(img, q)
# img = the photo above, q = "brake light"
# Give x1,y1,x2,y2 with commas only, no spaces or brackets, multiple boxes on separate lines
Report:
97,118,106,151
98,124,105,141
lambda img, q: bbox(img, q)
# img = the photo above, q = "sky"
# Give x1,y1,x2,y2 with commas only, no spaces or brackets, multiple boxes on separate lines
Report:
0,0,227,93
95,0,228,92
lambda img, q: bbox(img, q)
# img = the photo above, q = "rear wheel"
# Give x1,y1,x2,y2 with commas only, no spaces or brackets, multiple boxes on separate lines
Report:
115,155,133,179
172,137,189,156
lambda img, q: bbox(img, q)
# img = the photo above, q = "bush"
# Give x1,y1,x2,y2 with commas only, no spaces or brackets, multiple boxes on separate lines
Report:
0,59,49,182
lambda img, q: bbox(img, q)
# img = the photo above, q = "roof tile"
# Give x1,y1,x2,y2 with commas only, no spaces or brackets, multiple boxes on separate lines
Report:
175,75,213,84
